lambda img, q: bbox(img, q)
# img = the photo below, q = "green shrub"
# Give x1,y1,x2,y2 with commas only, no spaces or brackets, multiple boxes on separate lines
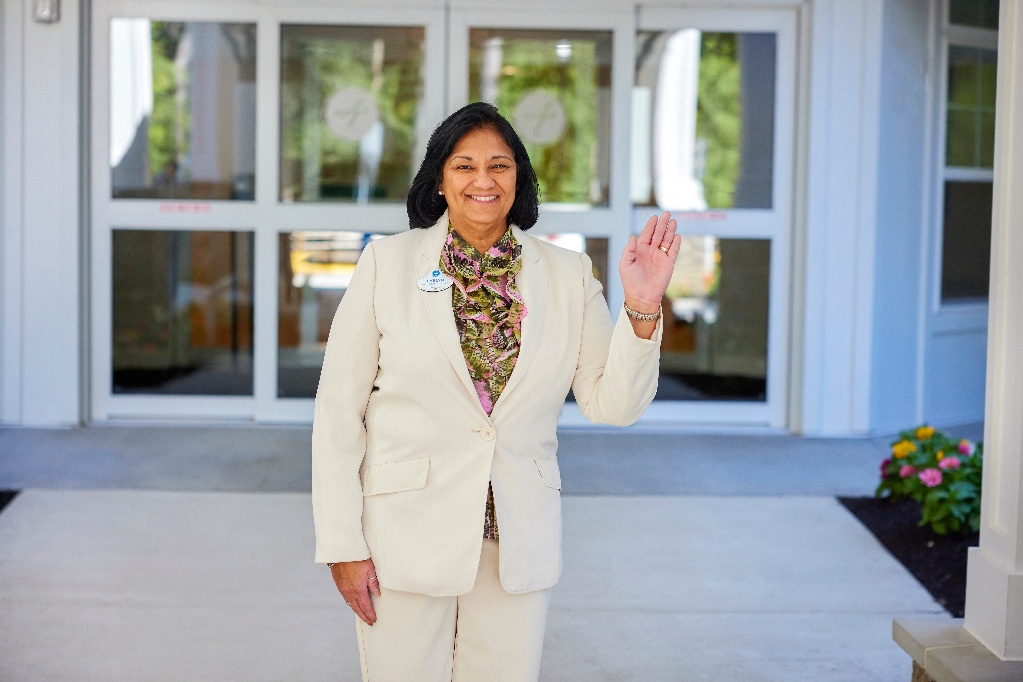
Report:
876,425,983,535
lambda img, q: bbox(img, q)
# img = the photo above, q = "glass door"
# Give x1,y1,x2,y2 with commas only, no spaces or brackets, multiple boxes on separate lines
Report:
630,7,796,428
90,1,795,428
90,0,444,421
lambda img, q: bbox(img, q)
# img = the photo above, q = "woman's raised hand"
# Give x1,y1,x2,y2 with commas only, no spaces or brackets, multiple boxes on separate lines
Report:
619,211,680,314
330,559,381,626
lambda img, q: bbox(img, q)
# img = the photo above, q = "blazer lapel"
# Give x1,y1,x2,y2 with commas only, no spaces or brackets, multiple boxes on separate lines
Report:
495,227,547,407
415,216,484,412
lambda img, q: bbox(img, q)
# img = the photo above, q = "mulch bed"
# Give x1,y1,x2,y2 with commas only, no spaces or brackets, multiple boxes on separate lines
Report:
839,496,978,617
0,490,18,515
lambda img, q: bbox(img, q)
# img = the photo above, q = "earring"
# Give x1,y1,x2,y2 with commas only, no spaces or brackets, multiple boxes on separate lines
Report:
438,190,443,195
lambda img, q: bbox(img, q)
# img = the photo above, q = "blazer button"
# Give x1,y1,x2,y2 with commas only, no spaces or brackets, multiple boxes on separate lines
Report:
480,426,496,441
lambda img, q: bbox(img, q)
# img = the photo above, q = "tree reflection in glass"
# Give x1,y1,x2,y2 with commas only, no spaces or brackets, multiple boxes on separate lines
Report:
634,31,776,210
279,25,426,203
469,30,612,207
110,20,257,200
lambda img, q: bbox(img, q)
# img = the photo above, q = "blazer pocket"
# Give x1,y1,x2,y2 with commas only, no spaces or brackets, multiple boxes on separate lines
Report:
534,458,562,490
362,458,431,496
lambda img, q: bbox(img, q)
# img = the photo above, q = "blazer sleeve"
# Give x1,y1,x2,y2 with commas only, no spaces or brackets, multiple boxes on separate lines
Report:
571,251,662,426
311,241,380,563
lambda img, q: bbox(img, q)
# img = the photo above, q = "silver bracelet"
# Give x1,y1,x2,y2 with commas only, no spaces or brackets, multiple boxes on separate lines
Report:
623,303,660,322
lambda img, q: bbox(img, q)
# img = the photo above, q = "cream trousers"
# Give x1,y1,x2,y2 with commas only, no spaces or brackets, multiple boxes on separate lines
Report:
355,539,551,681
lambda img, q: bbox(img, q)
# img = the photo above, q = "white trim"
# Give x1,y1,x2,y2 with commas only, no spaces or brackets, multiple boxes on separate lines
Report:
1,0,25,423
944,166,996,181
915,0,939,426
800,0,885,435
787,2,811,433
105,395,255,419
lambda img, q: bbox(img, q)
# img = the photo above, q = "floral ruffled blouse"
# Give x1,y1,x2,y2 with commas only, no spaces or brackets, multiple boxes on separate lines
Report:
439,225,527,540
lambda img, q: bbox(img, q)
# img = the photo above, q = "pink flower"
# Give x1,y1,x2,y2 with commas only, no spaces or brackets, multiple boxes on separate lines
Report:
939,456,961,470
958,440,975,455
918,468,943,487
900,464,916,478
880,458,892,475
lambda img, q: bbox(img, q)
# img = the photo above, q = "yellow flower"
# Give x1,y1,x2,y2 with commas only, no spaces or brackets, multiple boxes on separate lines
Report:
916,426,936,440
936,450,944,461
892,440,917,458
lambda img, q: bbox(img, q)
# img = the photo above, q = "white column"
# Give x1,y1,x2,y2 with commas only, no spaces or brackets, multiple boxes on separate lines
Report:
799,0,884,435
964,0,1023,662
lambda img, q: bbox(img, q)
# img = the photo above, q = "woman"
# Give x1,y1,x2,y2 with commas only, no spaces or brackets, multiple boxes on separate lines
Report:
312,102,679,681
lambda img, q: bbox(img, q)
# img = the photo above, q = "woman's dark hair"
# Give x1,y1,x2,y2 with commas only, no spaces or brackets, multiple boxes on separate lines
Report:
407,102,540,230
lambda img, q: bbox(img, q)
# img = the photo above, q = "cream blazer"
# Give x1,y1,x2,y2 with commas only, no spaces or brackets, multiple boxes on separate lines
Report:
311,216,662,596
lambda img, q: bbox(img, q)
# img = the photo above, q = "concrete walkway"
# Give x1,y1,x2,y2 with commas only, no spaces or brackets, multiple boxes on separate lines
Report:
0,424,978,681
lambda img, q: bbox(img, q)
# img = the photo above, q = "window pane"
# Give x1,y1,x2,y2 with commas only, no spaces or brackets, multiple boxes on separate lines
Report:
279,231,608,399
946,47,997,168
941,182,992,301
280,25,426,203
634,31,776,210
945,110,977,166
534,235,609,293
278,231,382,397
469,29,612,207
949,0,999,29
112,230,253,394
110,21,257,200
658,237,769,401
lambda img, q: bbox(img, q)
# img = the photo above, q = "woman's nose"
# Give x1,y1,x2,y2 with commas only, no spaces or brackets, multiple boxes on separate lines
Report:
473,170,496,189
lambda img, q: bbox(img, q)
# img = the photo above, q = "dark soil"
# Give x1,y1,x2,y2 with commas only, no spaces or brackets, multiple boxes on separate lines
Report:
839,496,978,617
0,490,18,515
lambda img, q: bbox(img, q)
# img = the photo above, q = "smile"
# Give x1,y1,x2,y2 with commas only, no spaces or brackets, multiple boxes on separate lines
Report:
468,195,498,203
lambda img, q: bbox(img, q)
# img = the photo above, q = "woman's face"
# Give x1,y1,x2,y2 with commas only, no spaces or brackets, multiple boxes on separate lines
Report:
439,127,517,235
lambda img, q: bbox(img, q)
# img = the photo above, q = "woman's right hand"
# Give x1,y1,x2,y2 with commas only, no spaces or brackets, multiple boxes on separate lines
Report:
330,559,381,626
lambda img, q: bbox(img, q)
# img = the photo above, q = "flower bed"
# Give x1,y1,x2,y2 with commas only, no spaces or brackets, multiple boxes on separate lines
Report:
876,426,983,535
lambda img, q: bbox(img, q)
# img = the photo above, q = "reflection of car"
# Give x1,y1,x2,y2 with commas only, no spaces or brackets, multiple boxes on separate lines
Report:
670,296,718,324
288,231,372,290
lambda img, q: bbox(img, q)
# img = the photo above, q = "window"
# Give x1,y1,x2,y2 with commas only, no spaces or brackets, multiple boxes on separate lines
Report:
279,25,427,203
468,29,613,207
110,20,257,200
112,230,254,394
939,8,997,303
633,30,776,210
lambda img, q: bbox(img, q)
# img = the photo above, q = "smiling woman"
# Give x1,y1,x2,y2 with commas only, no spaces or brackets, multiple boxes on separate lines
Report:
312,101,679,682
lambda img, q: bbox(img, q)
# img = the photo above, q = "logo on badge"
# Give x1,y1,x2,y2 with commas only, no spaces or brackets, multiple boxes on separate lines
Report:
418,270,453,292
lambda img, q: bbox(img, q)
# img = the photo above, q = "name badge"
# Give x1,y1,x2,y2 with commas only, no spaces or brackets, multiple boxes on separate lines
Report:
418,269,453,292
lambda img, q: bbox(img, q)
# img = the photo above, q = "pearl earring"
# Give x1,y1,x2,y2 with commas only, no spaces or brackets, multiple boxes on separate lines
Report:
438,190,443,195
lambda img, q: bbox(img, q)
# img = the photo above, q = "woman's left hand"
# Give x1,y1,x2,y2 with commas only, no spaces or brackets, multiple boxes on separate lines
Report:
619,211,680,313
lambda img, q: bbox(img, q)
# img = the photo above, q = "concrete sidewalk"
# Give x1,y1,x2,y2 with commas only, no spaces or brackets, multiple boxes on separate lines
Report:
0,424,978,680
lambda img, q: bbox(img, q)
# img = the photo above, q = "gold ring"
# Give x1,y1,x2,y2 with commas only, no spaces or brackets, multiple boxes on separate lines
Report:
659,245,669,253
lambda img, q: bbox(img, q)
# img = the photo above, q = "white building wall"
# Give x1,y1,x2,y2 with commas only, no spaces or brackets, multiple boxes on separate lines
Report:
0,0,984,434
1,0,83,426
868,0,931,433
799,0,884,436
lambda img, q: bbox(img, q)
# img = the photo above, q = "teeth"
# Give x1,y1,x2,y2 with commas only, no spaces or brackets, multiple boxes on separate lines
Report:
469,195,497,202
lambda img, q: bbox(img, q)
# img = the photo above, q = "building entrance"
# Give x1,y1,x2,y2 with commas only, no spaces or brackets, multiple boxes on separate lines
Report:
90,0,796,427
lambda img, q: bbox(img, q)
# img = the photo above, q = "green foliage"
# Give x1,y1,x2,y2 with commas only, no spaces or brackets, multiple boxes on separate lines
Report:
279,29,423,200
876,425,983,535
696,33,741,209
148,22,189,183
470,36,603,205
